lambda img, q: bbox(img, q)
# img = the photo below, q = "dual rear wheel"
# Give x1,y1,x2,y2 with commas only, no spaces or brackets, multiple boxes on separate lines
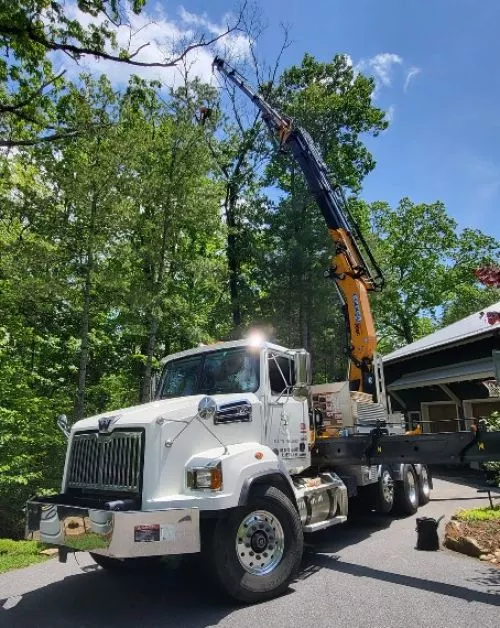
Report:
369,464,431,515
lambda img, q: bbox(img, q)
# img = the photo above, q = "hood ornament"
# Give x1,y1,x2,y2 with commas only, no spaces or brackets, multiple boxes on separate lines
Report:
98,415,120,434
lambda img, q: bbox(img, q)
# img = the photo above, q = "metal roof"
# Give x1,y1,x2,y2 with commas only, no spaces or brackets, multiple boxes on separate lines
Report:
388,357,495,391
383,300,500,364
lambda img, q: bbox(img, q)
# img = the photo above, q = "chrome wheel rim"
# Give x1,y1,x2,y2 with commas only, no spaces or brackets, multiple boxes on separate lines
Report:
381,470,394,505
407,471,417,505
421,467,430,497
236,510,285,576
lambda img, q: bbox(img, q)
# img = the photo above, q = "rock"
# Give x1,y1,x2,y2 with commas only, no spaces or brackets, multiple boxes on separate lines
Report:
445,520,462,539
444,535,486,558
491,558,497,564
495,550,500,559
479,554,495,561
40,548,59,556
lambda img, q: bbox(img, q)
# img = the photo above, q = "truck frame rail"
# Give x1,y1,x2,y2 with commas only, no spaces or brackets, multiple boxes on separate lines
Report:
312,430,500,466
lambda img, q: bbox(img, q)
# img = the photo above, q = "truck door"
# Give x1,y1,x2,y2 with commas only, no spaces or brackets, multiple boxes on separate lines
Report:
266,350,310,472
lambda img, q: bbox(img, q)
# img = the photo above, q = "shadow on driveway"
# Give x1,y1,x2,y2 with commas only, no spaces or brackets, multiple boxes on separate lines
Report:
0,558,239,628
301,554,500,607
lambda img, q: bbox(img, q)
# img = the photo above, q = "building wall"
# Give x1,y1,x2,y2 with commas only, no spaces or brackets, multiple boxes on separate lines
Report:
418,397,500,433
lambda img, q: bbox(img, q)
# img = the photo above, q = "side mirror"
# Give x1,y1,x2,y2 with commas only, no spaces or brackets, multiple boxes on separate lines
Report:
56,414,70,440
293,350,311,401
150,371,160,401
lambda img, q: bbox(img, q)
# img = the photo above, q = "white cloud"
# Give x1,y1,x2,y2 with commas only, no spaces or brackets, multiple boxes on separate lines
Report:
404,66,421,92
53,2,251,88
357,53,403,91
386,105,395,123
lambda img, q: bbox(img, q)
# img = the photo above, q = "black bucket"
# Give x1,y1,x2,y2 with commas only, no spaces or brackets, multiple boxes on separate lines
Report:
415,516,444,551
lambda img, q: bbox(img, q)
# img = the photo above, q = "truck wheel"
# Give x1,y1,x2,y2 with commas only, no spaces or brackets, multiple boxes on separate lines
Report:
207,486,303,603
394,465,419,515
417,465,431,505
369,465,394,514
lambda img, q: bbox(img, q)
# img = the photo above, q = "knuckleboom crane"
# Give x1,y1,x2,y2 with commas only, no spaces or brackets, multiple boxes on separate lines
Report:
213,57,384,395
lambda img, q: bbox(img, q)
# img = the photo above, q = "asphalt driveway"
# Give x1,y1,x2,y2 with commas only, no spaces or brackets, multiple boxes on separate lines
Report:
0,471,498,628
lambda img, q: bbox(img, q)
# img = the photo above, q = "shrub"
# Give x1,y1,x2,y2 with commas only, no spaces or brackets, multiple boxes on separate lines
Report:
481,411,500,487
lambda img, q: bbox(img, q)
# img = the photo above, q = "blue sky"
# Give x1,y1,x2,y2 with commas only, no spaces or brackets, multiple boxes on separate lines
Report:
69,0,500,239
180,0,500,239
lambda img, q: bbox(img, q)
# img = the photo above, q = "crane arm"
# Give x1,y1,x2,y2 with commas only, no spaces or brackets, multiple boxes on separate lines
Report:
213,57,384,393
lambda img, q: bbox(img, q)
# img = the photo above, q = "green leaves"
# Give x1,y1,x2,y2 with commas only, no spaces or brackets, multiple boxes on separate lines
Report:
368,198,500,348
0,73,226,533
269,53,387,192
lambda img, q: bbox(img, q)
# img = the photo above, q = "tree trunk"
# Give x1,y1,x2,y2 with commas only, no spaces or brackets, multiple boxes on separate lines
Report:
139,176,173,402
401,317,414,345
74,193,97,421
140,317,159,402
225,182,242,334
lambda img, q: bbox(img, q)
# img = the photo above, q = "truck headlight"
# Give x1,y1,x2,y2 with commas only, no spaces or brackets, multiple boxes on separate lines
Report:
187,463,223,490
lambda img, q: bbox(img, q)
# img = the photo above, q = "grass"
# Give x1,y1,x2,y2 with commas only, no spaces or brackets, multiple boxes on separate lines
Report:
0,539,51,574
455,505,500,522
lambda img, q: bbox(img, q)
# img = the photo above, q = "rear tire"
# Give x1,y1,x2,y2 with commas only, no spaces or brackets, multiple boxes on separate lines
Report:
417,465,431,505
394,465,419,515
367,465,394,514
206,486,303,603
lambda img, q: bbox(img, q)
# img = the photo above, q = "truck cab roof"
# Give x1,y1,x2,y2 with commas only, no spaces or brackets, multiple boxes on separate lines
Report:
160,338,295,364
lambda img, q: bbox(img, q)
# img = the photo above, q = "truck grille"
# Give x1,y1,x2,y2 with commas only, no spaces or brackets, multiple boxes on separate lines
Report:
67,431,143,493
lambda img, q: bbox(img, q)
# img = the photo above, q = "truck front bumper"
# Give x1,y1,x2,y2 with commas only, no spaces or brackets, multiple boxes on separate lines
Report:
25,497,200,558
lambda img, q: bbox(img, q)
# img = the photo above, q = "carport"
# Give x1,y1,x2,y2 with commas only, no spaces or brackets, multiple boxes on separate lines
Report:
383,301,500,433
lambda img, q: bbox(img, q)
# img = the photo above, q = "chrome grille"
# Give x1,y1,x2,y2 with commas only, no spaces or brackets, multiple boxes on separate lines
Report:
67,431,143,492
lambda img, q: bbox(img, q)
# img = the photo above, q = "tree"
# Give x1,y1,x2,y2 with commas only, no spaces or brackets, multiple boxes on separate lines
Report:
207,34,291,336
259,53,387,379
370,198,500,348
117,78,226,401
0,0,246,147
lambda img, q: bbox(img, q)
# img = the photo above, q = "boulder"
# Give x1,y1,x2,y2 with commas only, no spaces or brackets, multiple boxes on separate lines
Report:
444,520,462,539
444,535,486,558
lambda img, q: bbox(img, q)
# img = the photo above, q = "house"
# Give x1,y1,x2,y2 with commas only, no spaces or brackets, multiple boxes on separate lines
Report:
383,301,500,432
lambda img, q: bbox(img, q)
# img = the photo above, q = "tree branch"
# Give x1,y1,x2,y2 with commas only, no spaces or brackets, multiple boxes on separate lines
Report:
0,3,246,69
0,71,66,115
0,130,78,147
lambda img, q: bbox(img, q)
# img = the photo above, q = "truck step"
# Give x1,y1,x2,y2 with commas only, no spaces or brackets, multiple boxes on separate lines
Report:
303,515,347,533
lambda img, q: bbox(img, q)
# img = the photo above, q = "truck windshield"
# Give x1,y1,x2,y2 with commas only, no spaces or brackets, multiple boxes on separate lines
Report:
159,347,260,399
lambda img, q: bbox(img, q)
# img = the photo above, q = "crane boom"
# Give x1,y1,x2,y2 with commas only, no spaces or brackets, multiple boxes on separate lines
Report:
213,57,384,393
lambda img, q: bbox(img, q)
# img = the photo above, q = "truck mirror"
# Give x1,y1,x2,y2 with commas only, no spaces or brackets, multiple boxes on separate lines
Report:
293,350,311,401
56,414,70,440
150,371,160,401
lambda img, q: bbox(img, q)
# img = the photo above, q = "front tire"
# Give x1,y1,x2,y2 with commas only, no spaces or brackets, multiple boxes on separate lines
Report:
207,486,303,603
394,465,419,515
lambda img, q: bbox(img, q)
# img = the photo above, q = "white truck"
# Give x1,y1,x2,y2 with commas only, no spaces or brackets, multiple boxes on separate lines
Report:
28,338,434,603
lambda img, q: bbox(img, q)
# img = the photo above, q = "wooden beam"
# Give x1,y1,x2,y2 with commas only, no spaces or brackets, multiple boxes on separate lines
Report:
439,384,461,405
389,390,407,410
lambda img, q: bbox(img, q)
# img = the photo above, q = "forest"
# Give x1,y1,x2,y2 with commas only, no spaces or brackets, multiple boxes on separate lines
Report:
1,1,499,537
